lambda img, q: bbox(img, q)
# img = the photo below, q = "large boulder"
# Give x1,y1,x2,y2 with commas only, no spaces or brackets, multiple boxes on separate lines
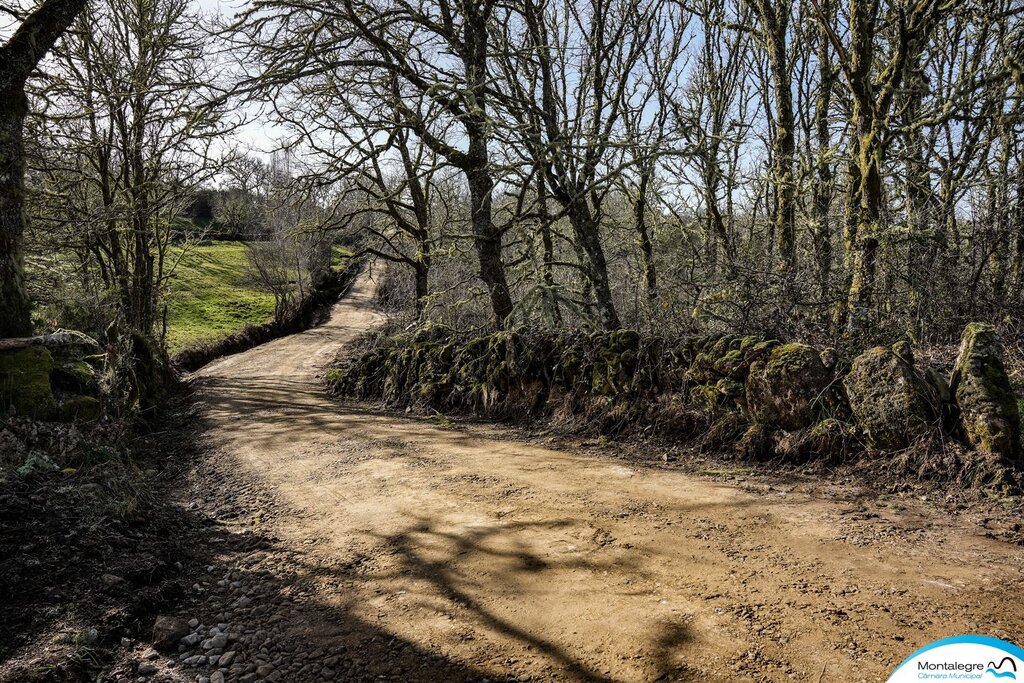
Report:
0,347,57,420
744,343,830,430
949,323,1021,460
844,345,935,450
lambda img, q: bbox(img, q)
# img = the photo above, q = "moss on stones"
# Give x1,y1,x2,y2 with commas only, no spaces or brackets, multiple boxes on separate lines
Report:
58,396,102,422
744,343,829,430
0,347,57,420
950,323,1021,461
52,358,99,395
843,346,934,451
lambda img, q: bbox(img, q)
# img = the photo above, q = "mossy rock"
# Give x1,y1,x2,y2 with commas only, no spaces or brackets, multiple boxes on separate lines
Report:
0,347,57,420
52,358,99,395
949,323,1021,461
58,396,102,422
844,346,935,451
744,343,830,431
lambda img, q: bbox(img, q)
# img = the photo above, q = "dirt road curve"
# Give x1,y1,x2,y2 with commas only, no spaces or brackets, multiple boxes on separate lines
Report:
194,268,1024,682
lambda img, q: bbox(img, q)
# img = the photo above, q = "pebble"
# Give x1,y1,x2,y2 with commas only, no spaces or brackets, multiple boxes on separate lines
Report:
137,663,157,676
211,674,225,683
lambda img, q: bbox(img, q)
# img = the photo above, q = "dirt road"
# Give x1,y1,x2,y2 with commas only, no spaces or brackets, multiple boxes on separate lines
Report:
191,268,1024,682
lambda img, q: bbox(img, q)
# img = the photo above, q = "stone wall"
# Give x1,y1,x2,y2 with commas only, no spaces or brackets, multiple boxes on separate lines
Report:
325,323,1022,470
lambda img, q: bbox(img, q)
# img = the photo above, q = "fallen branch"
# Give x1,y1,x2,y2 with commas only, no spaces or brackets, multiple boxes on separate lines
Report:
0,330,101,352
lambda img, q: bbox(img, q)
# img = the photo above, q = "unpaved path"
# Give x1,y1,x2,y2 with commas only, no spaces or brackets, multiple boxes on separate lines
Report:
192,268,1024,682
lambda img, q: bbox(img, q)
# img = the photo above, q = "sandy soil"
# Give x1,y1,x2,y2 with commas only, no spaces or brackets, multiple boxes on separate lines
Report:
190,268,1024,682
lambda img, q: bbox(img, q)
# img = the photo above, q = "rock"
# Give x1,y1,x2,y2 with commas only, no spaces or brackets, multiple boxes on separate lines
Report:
202,634,229,651
737,424,772,460
102,573,126,586
137,663,158,676
219,651,236,666
950,323,1021,460
745,343,830,430
181,632,202,647
51,357,99,394
188,618,200,629
152,616,190,651
58,395,102,422
844,345,935,450
0,347,56,419
211,673,225,683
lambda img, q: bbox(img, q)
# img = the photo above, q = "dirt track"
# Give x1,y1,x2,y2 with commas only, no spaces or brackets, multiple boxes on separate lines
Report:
192,267,1024,682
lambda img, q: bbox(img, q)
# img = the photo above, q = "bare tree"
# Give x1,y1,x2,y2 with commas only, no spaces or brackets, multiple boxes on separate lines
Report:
232,0,516,327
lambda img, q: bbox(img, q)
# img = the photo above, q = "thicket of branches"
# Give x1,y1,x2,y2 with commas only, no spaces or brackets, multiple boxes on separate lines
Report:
3,0,1024,362
229,0,1024,348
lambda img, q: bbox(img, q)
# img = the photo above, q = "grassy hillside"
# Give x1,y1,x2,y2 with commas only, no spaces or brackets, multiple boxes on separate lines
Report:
164,241,352,354
164,241,277,354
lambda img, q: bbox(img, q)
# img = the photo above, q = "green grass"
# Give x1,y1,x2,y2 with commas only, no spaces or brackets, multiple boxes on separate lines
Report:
163,241,353,354
164,241,277,354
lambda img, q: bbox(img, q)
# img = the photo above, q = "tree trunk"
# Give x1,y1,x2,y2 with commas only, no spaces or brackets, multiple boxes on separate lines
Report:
634,167,657,303
756,0,796,270
811,0,835,299
463,4,513,329
845,102,883,334
0,0,89,337
0,95,32,337
414,260,429,317
467,166,514,328
567,199,620,330
537,176,561,326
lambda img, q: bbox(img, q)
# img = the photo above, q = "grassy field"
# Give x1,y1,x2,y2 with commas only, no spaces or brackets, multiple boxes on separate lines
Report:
163,241,351,354
164,241,277,354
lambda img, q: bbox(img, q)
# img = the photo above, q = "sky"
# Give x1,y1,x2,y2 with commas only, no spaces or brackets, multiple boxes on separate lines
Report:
189,0,288,162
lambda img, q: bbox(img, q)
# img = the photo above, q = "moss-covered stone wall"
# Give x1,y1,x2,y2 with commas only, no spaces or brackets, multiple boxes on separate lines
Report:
326,323,1024,472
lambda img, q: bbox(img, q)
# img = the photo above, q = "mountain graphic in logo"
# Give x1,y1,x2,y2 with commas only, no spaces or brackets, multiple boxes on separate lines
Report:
987,657,1018,679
